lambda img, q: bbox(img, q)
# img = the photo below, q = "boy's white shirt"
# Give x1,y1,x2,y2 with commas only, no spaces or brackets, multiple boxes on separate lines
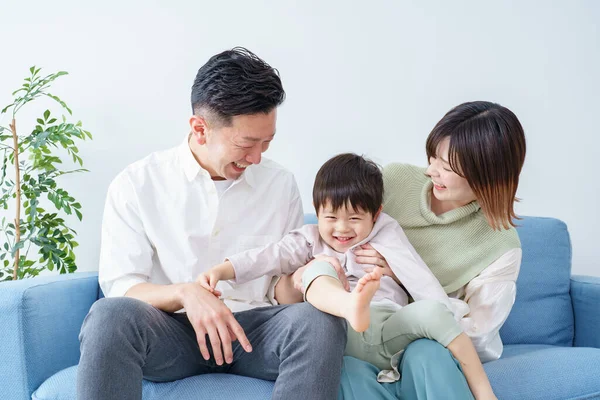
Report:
98,135,304,313
228,213,521,362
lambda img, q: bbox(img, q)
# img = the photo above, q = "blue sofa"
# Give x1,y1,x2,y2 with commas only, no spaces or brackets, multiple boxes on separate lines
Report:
1,216,599,400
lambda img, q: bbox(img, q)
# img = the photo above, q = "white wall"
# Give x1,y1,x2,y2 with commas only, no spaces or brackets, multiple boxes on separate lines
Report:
1,0,598,276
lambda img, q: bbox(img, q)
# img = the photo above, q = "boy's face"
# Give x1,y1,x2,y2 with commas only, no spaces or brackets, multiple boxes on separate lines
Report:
317,201,380,253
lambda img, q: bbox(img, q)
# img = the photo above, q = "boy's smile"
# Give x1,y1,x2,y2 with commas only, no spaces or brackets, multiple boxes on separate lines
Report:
317,201,379,253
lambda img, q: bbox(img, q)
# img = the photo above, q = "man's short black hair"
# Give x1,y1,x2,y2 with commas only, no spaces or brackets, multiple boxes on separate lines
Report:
313,153,383,216
191,47,285,126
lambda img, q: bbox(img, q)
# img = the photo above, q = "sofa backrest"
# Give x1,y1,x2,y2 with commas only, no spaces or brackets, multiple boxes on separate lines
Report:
500,216,574,346
302,214,575,346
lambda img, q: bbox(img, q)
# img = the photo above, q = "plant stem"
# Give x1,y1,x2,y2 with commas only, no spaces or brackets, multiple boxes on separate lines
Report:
10,118,21,280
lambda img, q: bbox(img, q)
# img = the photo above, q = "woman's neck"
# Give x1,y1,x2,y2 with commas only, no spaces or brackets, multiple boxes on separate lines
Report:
429,189,474,216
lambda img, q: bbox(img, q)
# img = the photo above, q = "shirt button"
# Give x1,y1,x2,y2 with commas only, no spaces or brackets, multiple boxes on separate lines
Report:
212,229,220,237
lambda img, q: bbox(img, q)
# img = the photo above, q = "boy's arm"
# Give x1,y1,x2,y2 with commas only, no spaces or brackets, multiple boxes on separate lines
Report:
226,228,314,284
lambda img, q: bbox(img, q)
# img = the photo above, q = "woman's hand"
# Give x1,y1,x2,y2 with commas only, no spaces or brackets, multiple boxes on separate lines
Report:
354,243,400,284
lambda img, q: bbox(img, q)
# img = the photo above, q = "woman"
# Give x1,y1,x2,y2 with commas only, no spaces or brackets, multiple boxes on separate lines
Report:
338,100,526,399
280,100,526,399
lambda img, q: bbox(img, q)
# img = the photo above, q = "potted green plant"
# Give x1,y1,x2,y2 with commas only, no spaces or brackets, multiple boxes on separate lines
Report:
0,67,92,281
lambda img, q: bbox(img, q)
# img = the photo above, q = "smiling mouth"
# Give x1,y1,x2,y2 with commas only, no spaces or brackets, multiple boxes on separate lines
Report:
432,180,447,189
233,162,249,170
334,236,354,243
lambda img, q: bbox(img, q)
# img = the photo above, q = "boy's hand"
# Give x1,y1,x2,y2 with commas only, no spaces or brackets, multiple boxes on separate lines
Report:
197,270,223,297
197,261,236,297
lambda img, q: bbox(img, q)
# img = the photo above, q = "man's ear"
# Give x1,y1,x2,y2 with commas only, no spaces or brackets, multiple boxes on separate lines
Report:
189,115,209,145
373,205,383,222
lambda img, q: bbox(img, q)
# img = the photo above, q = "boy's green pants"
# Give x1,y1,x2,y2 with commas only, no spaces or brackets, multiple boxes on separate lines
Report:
302,260,463,371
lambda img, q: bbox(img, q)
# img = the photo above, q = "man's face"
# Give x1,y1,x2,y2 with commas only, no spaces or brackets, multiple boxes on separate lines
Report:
191,109,277,180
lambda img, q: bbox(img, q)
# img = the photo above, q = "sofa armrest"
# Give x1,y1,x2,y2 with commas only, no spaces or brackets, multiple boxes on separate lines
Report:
0,272,99,400
571,274,600,348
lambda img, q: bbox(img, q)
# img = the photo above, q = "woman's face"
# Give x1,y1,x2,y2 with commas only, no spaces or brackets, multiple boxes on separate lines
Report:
426,137,477,208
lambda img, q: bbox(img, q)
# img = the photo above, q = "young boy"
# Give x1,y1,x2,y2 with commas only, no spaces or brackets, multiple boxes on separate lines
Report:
198,153,497,400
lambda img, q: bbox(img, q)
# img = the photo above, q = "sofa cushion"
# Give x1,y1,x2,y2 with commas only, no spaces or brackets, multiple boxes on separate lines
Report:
500,217,574,346
32,366,274,400
0,272,100,400
485,344,600,400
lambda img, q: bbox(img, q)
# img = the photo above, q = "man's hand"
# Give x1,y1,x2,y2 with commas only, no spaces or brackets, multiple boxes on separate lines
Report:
291,254,350,293
354,243,400,284
179,282,252,366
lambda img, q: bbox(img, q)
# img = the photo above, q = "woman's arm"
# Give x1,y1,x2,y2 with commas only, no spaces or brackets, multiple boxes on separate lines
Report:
452,248,522,362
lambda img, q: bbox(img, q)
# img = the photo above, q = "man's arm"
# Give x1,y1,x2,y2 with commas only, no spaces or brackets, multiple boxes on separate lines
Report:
125,282,190,312
99,172,155,298
127,280,253,365
100,172,250,366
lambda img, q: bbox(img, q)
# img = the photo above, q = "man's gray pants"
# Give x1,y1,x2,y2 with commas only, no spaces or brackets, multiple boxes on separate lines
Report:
77,297,347,400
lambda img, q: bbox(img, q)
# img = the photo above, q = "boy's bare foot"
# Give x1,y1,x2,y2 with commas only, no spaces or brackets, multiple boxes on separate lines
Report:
342,268,382,332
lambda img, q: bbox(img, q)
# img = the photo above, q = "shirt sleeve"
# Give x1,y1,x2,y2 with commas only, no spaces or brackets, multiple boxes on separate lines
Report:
451,248,522,362
228,227,314,284
283,176,304,233
266,176,305,305
370,221,454,313
98,172,154,298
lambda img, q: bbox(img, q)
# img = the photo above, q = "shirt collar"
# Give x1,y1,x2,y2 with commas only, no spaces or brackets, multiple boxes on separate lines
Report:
178,134,208,182
241,165,256,188
178,134,256,188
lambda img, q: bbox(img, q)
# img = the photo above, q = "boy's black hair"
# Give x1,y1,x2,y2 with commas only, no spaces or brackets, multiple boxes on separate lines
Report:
313,153,383,216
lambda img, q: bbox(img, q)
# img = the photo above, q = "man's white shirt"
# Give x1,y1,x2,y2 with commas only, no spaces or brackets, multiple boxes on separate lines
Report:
99,135,304,312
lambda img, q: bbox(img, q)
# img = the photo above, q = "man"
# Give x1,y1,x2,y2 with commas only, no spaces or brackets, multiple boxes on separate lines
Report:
77,47,347,400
